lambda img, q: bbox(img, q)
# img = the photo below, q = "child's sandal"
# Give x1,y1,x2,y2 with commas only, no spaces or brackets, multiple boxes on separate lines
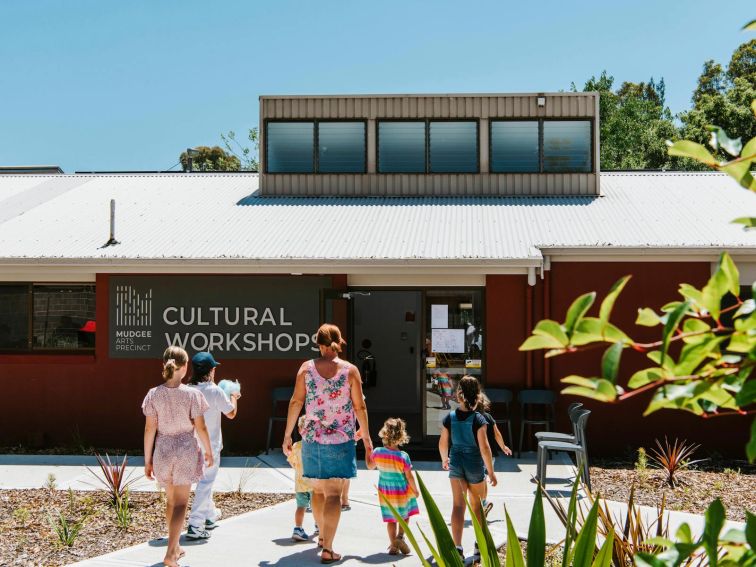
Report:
387,543,400,555
320,549,341,564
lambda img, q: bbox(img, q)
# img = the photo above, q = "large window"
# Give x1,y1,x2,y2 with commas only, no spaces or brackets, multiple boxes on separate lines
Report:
490,119,592,174
490,121,539,172
378,121,426,173
266,122,315,173
543,121,592,173
318,122,366,173
429,121,478,173
0,284,95,351
266,121,365,174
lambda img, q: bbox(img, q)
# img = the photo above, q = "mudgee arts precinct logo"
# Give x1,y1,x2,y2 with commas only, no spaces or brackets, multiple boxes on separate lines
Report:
114,284,154,352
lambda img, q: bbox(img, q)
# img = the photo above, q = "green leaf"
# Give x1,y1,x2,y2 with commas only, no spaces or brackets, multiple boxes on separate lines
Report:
718,252,740,296
679,284,705,309
634,552,672,567
674,336,726,375
591,526,614,567
572,317,631,345
734,299,756,319
721,159,753,188
526,490,545,567
505,507,526,567
748,418,756,464
702,499,725,565
533,319,569,346
416,473,464,567
379,490,433,567
666,140,718,165
736,380,756,406
707,125,742,157
746,511,756,549
601,342,623,383
732,217,756,228
628,367,664,388
565,292,596,336
682,318,711,344
743,19,756,31
662,301,691,359
599,275,631,324
743,136,756,161
417,526,445,567
464,493,497,567
562,376,617,402
676,522,693,544
519,334,565,351
562,474,581,567
637,307,662,327
572,499,599,567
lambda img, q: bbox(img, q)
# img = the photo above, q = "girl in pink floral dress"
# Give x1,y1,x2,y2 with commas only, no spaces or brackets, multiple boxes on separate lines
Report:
283,324,373,564
142,346,213,567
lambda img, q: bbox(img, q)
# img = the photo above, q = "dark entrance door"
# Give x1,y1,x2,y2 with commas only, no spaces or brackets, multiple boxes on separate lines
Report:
351,290,423,443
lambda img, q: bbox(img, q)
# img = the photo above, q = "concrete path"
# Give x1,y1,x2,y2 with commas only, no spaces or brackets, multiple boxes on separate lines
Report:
0,453,743,566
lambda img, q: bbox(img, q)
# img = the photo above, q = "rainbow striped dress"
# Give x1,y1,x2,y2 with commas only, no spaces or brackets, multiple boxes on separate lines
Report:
373,447,420,523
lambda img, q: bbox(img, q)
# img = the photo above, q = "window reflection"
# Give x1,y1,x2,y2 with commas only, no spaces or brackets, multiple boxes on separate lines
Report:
424,289,483,436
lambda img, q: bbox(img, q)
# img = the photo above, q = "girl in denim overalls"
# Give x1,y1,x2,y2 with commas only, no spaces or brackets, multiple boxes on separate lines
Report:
438,375,497,562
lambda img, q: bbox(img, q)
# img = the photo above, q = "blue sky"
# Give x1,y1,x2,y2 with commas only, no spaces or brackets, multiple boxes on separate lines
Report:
0,0,751,172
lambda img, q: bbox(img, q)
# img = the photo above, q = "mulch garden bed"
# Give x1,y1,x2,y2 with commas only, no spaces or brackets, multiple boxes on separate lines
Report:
590,458,756,522
0,489,291,566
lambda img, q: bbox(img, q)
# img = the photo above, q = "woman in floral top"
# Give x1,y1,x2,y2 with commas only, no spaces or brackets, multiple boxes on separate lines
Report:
283,324,372,564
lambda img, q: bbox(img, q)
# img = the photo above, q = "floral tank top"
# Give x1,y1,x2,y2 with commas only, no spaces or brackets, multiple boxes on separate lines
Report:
302,359,355,445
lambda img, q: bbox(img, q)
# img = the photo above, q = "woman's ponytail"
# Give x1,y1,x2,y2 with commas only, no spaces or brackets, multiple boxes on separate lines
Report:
316,324,346,354
162,346,188,381
457,375,482,411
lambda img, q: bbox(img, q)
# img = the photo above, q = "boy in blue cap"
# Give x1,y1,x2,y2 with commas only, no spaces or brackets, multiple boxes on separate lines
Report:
186,352,241,539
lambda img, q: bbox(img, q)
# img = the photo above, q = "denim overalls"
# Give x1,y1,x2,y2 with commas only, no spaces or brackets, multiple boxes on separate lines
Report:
448,410,486,484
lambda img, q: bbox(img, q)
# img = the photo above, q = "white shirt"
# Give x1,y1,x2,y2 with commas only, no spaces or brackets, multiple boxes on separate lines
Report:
192,381,234,453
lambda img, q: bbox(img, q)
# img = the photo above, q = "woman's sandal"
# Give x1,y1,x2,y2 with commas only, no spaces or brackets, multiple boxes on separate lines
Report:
320,549,342,564
317,537,324,549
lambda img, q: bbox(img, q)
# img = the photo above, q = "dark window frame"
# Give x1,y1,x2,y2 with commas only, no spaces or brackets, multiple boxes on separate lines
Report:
264,119,368,175
376,118,480,174
489,117,595,174
0,283,96,354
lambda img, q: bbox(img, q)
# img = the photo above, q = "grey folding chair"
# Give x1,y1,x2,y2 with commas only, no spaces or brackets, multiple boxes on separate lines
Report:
265,386,294,454
517,389,557,456
484,388,514,449
537,409,591,491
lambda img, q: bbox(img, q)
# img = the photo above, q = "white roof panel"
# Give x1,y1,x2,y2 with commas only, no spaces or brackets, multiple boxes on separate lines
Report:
0,172,753,264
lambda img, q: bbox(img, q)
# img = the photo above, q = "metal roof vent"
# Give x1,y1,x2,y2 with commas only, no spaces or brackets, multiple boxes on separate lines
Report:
101,199,120,248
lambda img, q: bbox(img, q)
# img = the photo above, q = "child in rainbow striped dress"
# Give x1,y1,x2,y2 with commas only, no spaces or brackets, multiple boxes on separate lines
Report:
368,418,419,555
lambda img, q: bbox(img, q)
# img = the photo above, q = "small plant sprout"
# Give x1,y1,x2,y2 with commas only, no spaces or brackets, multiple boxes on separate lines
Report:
48,511,85,547
235,459,259,496
45,473,58,492
114,489,132,530
13,507,31,527
648,437,704,488
86,453,140,506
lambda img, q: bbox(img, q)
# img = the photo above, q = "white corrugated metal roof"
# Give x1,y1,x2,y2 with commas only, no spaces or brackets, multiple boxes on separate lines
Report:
0,172,753,265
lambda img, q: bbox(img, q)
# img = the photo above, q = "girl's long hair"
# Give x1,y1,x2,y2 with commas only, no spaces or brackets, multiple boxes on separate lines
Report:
457,375,483,411
162,346,188,381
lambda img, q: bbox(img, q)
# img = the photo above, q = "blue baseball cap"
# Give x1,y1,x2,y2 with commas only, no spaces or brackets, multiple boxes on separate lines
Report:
192,352,221,374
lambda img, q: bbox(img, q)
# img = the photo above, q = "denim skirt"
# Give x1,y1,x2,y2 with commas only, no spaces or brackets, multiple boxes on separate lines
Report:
302,441,357,480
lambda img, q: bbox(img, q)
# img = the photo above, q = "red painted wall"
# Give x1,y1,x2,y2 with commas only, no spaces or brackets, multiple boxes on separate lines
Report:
0,274,339,453
1,265,749,457
547,262,748,457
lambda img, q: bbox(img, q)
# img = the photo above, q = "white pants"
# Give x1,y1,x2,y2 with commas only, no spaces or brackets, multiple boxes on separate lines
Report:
188,451,221,528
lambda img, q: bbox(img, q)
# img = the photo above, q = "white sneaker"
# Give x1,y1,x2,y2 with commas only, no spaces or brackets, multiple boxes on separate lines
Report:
186,525,211,539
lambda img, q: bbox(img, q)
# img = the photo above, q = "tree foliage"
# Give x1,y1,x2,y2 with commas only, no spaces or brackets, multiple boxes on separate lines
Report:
179,146,240,172
572,72,680,170
680,40,756,163
220,127,259,171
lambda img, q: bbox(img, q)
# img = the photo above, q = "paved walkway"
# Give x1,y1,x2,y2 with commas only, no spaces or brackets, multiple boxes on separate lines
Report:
0,454,744,566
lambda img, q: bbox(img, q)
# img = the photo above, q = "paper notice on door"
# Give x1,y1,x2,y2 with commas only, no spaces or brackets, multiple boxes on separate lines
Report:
431,304,448,329
432,328,465,353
